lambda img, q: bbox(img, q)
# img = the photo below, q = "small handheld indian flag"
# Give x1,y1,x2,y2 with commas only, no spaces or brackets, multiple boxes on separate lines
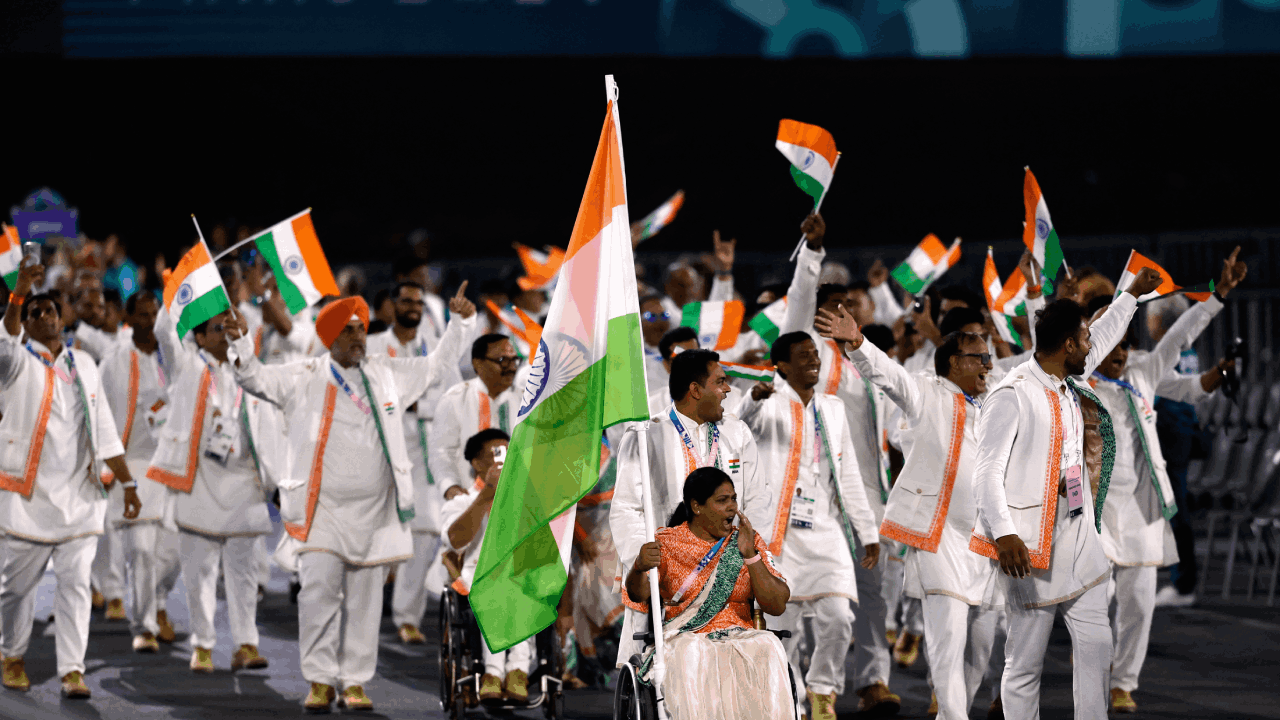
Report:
747,296,788,350
164,241,232,338
1023,168,1067,295
681,300,744,351
633,190,684,245
890,234,961,295
514,243,566,291
1114,250,1214,303
983,248,1028,347
720,361,775,383
1,225,22,288
485,300,544,360
776,119,838,208
249,210,340,314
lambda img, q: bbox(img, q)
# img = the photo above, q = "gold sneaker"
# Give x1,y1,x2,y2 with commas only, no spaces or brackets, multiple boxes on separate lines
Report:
856,682,902,717
1111,688,1137,714
479,673,503,701
2,657,29,691
156,610,176,643
232,644,269,671
504,669,529,703
893,631,922,668
398,624,426,645
61,671,91,699
133,633,160,653
189,647,214,674
91,588,105,610
104,598,127,621
338,685,373,711
927,692,938,715
304,682,335,713
885,628,899,646
807,689,837,720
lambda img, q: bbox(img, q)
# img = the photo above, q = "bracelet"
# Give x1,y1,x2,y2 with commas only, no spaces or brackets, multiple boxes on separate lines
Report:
1026,284,1042,295
119,480,137,489
743,553,762,566
8,292,24,306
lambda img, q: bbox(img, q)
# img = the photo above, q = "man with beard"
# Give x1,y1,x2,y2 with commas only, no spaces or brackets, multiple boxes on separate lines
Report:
736,331,881,720
226,289,475,713
368,281,474,644
970,267,1162,720
610,348,770,668
431,333,527,500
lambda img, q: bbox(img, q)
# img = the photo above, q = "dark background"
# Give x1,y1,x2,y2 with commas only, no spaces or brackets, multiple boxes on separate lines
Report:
4,1,1279,270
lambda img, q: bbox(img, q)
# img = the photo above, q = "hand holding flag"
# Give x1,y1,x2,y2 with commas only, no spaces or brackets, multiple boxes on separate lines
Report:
630,190,684,247
776,120,840,260
1022,167,1066,294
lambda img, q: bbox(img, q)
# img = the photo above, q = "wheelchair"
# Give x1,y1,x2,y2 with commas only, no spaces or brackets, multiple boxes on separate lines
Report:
438,587,566,719
612,604,799,720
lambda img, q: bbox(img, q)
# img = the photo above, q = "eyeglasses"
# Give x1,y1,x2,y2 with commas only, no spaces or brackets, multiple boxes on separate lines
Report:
642,311,671,323
482,355,521,368
956,352,992,365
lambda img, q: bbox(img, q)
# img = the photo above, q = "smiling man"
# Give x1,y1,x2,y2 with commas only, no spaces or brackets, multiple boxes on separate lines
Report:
735,331,881,720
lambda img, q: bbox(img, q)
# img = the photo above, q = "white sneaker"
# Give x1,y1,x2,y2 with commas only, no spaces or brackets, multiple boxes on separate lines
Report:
1153,585,1196,608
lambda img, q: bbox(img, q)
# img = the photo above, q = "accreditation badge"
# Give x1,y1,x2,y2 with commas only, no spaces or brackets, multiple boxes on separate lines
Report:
789,486,817,529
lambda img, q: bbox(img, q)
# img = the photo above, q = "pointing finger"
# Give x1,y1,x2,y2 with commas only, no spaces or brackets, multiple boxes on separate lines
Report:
1228,245,1241,265
454,280,469,300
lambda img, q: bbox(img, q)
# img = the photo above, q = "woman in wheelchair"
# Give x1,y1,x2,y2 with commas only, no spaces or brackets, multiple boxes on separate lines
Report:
623,467,794,720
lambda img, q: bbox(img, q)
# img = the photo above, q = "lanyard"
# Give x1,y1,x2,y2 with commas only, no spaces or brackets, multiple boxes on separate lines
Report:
960,390,981,408
669,409,719,471
197,351,224,398
1090,371,1145,402
27,341,99,489
812,404,862,563
25,342,76,384
667,535,726,606
811,403,824,467
330,362,372,415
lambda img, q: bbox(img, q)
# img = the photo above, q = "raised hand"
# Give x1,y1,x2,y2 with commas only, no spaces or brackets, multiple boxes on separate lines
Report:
449,280,476,319
867,258,888,288
801,213,826,250
12,261,45,296
225,306,249,341
815,304,864,349
1017,250,1042,298
1126,266,1163,298
736,511,758,558
750,381,776,401
712,230,736,275
1216,246,1247,298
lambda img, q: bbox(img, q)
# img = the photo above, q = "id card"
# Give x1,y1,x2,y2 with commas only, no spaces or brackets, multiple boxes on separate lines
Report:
789,488,817,529
204,415,236,466
1064,465,1084,517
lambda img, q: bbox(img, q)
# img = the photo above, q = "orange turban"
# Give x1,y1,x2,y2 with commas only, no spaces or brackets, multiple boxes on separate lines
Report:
315,296,369,349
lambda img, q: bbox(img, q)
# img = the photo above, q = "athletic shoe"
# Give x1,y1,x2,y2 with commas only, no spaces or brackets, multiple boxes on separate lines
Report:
304,682,335,713
504,669,529,703
232,644,269,671
91,588,105,610
893,631,922,668
189,647,214,674
132,633,159,653
156,610,176,643
807,689,837,720
1111,688,1137,713
885,628,899,646
1153,585,1196,608
479,674,504,701
338,685,373,711
856,682,902,717
104,598,127,621
927,693,938,714
398,624,426,645
2,657,29,691
61,671,91,698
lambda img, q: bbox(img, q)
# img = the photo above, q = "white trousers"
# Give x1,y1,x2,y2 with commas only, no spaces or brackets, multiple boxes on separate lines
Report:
1110,564,1156,692
882,555,907,632
122,522,183,636
483,636,534,677
181,531,262,650
0,534,97,676
91,521,126,599
392,531,444,628
922,595,999,720
255,535,272,588
297,551,389,689
852,557,893,690
983,606,1009,702
1003,580,1112,720
776,596,855,701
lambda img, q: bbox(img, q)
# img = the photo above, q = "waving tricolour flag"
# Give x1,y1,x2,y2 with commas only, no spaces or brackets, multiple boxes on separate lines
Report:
471,76,650,652
681,300,744,351
983,248,1029,347
164,241,232,338
485,300,544,360
1,225,22,289
514,243,566,291
248,210,340,314
747,296,788,350
1023,168,1067,295
1114,250,1214,303
776,119,838,208
891,234,962,295
633,190,684,245
721,361,775,383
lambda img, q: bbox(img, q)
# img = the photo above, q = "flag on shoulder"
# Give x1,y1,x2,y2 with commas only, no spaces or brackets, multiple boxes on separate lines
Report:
721,361,775,384
1114,250,1214,303
891,234,961,295
164,241,232,338
747,296,788,350
485,300,544,360
633,190,684,245
983,248,1029,347
681,300,744,351
1023,167,1066,295
515,243,566,291
249,209,340,314
1,225,22,288
776,120,838,207
471,76,649,652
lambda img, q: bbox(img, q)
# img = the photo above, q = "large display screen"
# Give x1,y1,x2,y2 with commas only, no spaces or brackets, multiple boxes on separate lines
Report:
63,0,1280,58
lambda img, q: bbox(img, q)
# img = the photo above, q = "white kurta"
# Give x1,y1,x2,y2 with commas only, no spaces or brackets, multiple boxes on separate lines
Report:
439,479,486,591
99,343,175,526
73,322,127,363
429,375,524,495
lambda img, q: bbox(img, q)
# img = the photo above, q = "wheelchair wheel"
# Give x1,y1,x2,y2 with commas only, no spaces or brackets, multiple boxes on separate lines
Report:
438,593,454,713
611,660,655,720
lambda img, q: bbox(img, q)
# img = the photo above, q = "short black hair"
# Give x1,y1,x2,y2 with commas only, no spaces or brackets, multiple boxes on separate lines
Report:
464,428,510,462
125,290,157,316
935,331,985,377
372,287,392,310
668,348,720,401
659,326,697,361
1086,295,1112,318
638,293,664,308
846,280,871,295
939,285,984,312
816,283,847,309
471,333,510,361
668,466,733,527
1034,299,1089,354
20,292,63,322
939,306,985,337
861,323,895,352
770,331,813,378
391,281,425,301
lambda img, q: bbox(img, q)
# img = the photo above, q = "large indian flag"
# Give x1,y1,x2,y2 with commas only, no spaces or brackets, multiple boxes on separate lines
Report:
249,210,340,314
983,248,1028,347
1114,250,1213,303
681,300,744,351
776,119,838,207
891,234,962,295
164,241,232,338
1023,168,1066,295
471,77,649,652
1,225,22,288
633,189,684,245
748,296,787,350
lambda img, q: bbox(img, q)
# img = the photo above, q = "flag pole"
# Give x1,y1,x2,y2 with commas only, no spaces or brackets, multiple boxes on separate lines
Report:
789,152,841,262
190,214,234,307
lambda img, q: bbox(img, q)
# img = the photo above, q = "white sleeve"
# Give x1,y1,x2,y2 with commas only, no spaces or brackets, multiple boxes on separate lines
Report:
839,417,878,543
1136,294,1222,383
227,334,308,410
780,243,824,334
439,495,474,552
1082,292,1138,377
609,424,650,571
90,358,126,460
870,282,906,326
428,386,466,495
849,341,927,425
737,427,769,530
1155,370,1210,405
972,388,1020,540
708,275,735,303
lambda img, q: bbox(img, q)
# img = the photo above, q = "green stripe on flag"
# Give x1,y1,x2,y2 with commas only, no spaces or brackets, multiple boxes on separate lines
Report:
680,302,702,333
255,232,309,314
789,165,825,206
748,312,780,348
604,313,651,427
1040,229,1064,296
890,263,928,295
175,290,231,338
2,270,17,288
